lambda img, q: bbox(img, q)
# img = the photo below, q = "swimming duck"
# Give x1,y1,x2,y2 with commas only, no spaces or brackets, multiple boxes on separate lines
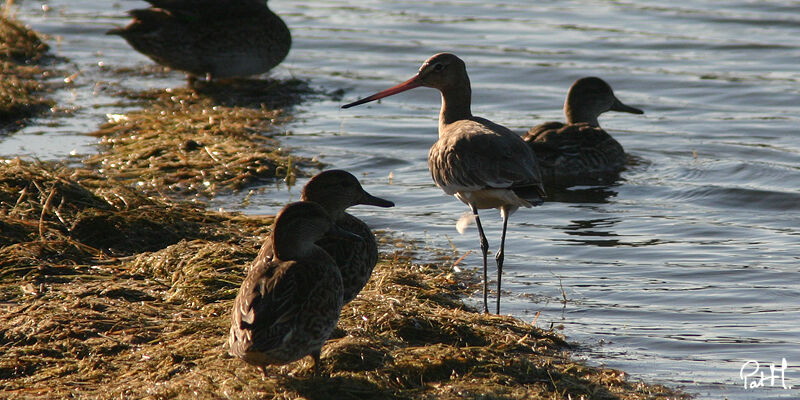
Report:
257,170,394,305
108,0,291,82
523,77,644,187
343,53,545,314
228,201,351,375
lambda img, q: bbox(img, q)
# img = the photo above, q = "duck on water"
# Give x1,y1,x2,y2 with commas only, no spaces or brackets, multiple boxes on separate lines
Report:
343,53,545,315
108,0,291,83
523,77,644,187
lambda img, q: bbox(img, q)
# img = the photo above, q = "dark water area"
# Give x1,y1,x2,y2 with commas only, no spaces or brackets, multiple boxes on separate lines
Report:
3,1,800,398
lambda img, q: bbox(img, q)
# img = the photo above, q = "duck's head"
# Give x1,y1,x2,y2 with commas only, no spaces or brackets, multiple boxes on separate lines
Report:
271,201,359,260
342,53,469,109
564,77,643,126
301,170,394,217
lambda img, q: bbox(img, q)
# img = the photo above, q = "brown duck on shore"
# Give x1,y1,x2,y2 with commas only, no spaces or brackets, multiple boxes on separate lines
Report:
257,170,394,305
228,201,354,375
523,77,644,187
108,0,291,82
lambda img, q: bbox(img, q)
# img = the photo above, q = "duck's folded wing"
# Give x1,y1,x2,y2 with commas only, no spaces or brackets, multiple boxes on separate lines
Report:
232,260,300,352
528,123,608,151
524,121,565,143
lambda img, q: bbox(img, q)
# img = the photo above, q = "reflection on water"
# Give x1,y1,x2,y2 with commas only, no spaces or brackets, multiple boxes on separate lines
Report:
562,218,620,233
557,217,673,247
545,185,618,204
4,1,800,399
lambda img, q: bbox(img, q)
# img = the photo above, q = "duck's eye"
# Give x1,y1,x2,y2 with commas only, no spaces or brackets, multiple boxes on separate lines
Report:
433,63,444,72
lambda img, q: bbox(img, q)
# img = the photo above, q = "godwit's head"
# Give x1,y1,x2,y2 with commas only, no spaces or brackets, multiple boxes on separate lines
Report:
342,52,469,108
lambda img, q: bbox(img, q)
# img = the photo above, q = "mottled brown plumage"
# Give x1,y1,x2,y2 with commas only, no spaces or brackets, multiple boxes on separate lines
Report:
257,170,394,305
343,53,544,314
108,0,291,81
523,77,644,187
228,201,345,375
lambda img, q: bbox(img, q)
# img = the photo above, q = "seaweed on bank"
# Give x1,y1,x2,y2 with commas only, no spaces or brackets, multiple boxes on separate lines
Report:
0,158,269,396
83,82,320,197
0,158,269,277
0,14,55,132
0,160,688,400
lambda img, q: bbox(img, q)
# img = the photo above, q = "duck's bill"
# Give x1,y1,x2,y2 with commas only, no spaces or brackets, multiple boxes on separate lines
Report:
611,98,644,114
342,75,423,109
359,192,395,208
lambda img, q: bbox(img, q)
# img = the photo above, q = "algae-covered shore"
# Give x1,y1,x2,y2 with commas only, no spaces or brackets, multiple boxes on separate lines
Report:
0,16,689,400
83,79,321,197
0,12,55,132
0,160,687,400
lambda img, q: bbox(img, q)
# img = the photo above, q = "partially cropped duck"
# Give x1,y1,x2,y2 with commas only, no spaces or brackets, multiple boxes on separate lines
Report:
108,0,291,82
523,77,644,187
229,201,353,375
258,170,394,305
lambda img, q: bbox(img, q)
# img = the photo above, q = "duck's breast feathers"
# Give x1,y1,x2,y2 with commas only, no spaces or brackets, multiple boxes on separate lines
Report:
319,214,374,260
429,118,542,194
316,214,377,304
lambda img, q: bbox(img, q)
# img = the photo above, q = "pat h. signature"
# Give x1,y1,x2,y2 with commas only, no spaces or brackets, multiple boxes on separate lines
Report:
740,358,793,390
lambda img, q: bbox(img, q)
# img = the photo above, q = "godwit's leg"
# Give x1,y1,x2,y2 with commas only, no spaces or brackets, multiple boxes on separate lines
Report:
471,204,490,314
495,206,510,314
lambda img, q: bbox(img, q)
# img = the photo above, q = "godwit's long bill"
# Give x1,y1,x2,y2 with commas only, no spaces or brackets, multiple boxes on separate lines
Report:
343,53,545,314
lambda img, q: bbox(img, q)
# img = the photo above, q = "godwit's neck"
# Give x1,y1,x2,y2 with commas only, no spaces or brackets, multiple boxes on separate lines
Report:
438,83,473,135
564,98,599,126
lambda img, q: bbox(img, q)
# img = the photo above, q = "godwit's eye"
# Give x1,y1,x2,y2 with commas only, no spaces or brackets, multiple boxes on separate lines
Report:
433,63,444,71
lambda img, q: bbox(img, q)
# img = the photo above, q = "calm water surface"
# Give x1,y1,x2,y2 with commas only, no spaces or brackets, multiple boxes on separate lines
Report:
5,1,800,398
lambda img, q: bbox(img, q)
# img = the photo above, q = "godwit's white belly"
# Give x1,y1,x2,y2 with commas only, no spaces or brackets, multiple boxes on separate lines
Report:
454,189,532,211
